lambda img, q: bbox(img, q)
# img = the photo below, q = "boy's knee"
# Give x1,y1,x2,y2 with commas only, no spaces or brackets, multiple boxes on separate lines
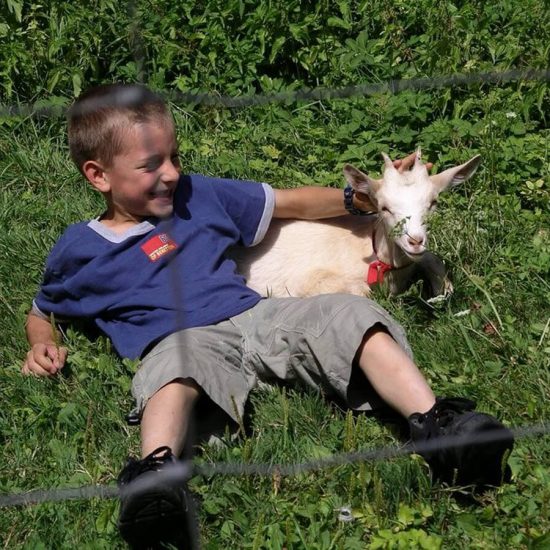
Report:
145,377,202,413
363,322,390,338
358,322,394,353
170,377,202,404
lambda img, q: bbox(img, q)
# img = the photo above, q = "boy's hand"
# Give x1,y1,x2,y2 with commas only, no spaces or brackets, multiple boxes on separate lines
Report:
22,343,67,377
393,152,434,172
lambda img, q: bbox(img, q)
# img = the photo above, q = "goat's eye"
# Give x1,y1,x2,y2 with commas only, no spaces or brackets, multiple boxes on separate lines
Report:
381,207,391,214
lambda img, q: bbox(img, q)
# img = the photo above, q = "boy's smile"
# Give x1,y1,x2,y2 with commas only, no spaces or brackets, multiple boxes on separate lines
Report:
96,119,180,229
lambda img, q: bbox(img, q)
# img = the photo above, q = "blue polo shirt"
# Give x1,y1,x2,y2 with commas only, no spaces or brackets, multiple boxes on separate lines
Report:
34,174,275,359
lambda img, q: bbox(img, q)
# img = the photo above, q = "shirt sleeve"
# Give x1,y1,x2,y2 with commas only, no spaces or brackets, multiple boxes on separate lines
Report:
250,183,275,245
33,226,87,320
30,300,49,319
191,175,275,247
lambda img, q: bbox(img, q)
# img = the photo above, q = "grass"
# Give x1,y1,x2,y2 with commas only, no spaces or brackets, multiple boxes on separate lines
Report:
1,102,548,549
1,0,549,547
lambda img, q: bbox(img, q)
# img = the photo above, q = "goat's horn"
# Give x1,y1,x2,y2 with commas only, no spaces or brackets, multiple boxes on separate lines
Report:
414,147,423,165
413,147,429,175
381,152,395,170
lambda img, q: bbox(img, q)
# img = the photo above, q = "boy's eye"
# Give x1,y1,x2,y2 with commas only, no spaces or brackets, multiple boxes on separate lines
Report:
141,158,161,172
139,153,180,172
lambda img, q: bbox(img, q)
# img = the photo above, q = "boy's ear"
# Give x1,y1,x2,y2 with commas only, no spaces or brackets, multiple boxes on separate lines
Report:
82,160,110,192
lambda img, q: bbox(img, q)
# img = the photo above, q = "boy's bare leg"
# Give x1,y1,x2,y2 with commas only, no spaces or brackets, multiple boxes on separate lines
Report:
118,378,201,548
356,325,436,417
356,325,514,489
139,378,200,457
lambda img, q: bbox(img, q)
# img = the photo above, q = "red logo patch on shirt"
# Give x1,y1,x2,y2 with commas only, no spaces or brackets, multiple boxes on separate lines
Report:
141,233,178,262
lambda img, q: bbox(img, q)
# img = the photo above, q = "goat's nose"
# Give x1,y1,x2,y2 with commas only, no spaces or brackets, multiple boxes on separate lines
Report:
407,234,425,247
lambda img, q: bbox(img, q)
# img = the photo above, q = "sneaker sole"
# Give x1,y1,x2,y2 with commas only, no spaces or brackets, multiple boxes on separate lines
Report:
119,488,193,549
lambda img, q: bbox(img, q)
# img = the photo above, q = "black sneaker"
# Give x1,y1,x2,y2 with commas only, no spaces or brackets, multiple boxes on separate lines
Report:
117,446,199,549
408,397,514,489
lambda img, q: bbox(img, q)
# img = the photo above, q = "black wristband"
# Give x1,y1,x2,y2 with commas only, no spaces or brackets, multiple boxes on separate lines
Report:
344,185,375,216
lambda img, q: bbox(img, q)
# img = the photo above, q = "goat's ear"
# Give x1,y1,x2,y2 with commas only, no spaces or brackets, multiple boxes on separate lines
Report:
343,164,382,199
431,155,482,192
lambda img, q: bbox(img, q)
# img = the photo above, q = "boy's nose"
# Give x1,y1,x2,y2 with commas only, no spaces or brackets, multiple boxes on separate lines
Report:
162,160,180,183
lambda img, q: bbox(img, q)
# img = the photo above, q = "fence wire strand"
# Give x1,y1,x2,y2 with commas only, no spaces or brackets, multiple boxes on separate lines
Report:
1,421,547,509
2,59,549,515
1,68,548,119
167,68,550,108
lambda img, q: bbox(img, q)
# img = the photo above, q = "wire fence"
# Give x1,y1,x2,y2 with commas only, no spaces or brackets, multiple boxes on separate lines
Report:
2,6,549,550
0,66,550,507
3,53,549,512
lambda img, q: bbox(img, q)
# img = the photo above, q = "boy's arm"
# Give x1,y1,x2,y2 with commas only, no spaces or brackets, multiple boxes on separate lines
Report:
272,153,432,219
273,186,373,219
22,311,67,377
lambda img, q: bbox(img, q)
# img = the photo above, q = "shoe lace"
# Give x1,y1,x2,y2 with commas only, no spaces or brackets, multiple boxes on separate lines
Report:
408,397,477,447
118,446,175,486
431,397,476,430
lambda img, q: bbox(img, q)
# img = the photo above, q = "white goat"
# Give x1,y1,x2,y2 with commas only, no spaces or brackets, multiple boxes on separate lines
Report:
231,151,481,298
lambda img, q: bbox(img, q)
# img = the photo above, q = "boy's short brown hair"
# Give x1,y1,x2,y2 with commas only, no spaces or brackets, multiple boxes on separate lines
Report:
67,83,172,173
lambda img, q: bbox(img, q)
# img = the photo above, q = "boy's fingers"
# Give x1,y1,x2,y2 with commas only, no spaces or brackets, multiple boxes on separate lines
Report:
395,152,417,172
393,154,434,172
21,364,46,376
27,345,58,374
22,356,54,377
46,345,67,369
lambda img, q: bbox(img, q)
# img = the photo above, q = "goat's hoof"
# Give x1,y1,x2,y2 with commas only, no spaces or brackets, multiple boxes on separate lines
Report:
427,294,447,304
427,279,454,304
443,279,454,297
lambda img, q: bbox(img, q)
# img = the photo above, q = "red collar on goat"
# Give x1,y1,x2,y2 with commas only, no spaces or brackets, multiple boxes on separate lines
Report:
368,227,394,285
366,259,394,285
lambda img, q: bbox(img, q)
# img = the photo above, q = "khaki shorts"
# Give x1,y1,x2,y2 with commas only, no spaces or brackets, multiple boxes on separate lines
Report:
131,294,412,423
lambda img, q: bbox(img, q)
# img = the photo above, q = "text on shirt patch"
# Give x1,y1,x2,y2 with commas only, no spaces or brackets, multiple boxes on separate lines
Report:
141,233,178,262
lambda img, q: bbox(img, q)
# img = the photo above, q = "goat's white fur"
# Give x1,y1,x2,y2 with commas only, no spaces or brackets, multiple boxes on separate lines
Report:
230,152,481,298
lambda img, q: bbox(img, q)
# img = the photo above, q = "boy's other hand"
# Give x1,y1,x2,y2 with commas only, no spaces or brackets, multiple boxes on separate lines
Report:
22,343,68,377
393,152,434,172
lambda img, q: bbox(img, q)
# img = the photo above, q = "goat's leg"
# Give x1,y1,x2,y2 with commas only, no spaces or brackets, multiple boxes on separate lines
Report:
386,253,452,298
416,251,453,300
386,264,418,295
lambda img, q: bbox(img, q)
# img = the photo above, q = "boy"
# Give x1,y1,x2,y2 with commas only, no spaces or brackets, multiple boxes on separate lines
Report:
22,84,513,549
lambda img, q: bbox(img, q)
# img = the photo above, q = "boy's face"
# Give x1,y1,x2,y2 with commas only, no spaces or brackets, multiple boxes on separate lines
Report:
100,118,180,224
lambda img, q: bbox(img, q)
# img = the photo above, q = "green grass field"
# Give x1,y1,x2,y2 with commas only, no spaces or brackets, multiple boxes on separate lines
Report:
1,1,549,548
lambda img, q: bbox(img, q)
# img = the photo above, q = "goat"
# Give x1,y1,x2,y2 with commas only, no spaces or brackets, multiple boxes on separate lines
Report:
230,150,481,299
